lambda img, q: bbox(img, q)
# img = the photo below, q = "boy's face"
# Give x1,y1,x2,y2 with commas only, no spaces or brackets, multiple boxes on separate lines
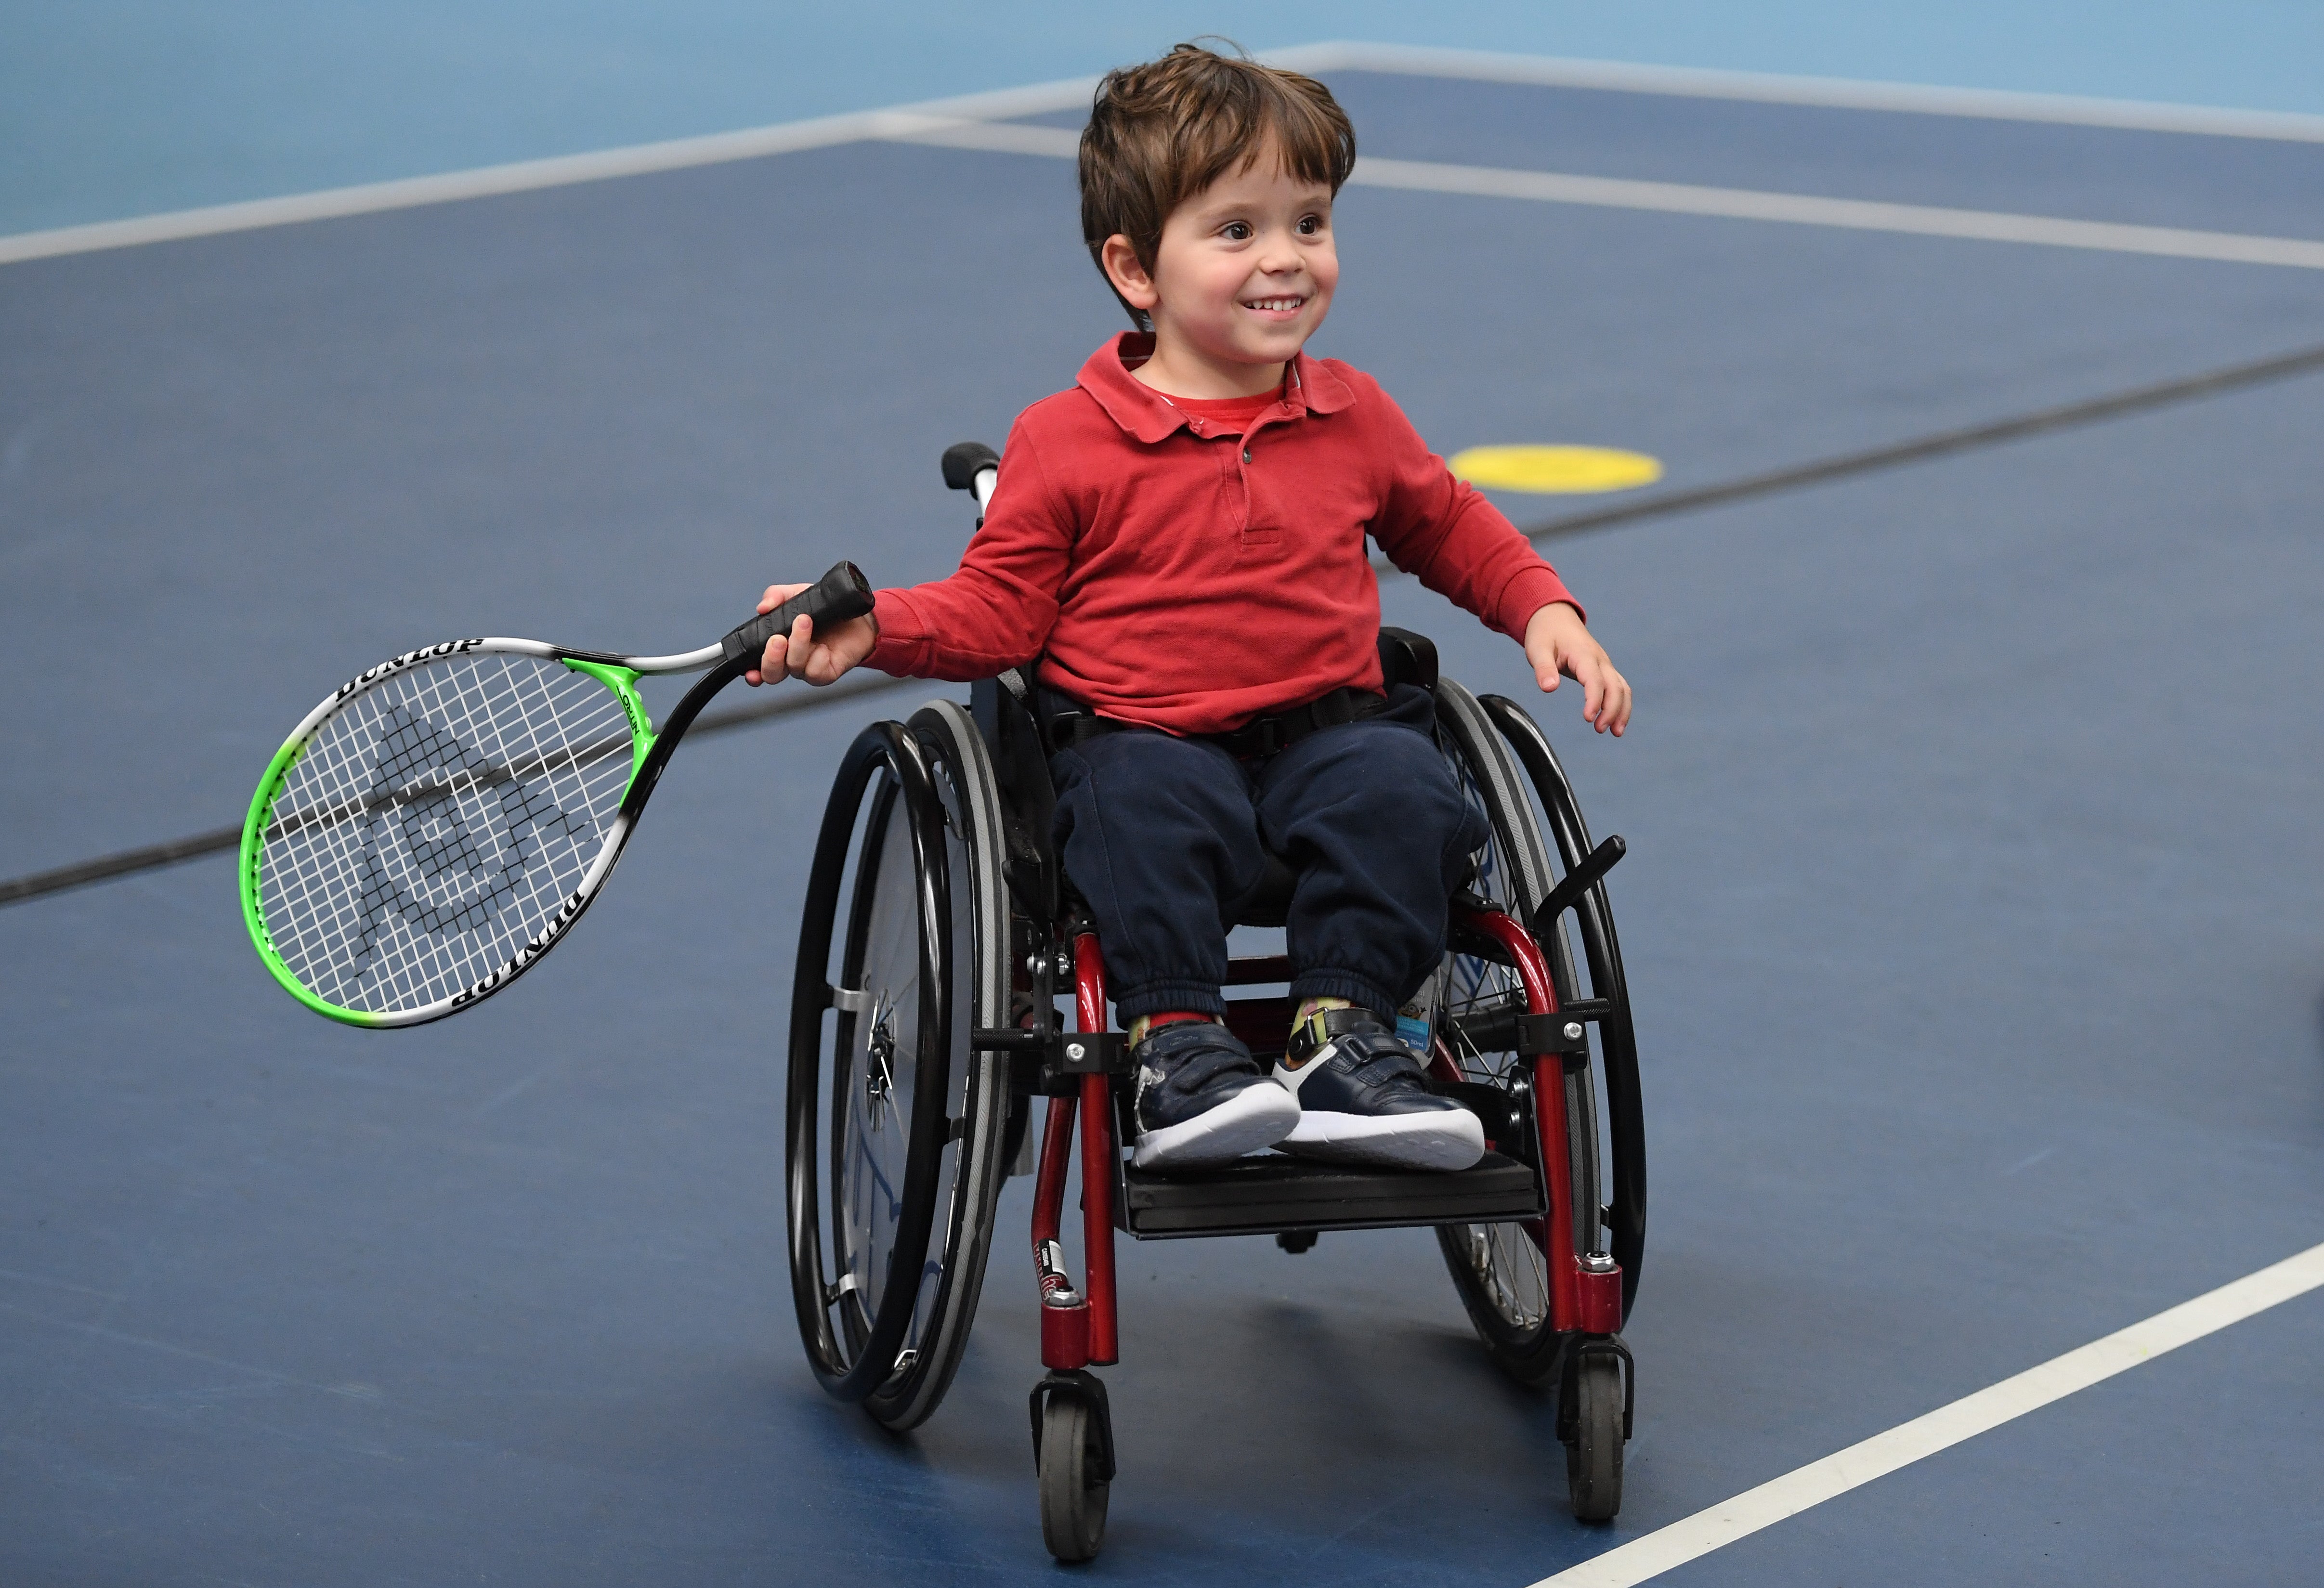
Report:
1110,142,1338,391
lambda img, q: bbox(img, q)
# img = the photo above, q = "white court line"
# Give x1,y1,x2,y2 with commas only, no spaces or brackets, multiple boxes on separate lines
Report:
1528,1238,2324,1588
881,122,2324,271
1346,156,2324,270
877,117,1089,160
7,42,2322,268
1276,41,2324,144
0,79,1098,268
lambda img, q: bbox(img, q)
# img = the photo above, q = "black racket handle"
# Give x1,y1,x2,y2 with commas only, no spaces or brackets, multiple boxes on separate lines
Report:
720,561,874,669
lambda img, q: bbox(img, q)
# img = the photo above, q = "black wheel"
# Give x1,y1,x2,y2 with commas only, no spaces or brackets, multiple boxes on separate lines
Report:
1036,1380,1112,1562
1480,695,1645,1320
1564,1351,1625,1521
1429,678,1599,1386
785,701,1012,1429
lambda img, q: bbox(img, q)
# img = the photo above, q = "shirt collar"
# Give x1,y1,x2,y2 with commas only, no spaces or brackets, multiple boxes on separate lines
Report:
1075,332,1355,443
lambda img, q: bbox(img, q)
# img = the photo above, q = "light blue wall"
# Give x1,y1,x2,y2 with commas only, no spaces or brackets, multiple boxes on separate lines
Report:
5,1,2319,235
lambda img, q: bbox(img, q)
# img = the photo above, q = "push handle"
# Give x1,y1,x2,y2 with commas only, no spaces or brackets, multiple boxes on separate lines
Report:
720,561,874,669
941,441,999,491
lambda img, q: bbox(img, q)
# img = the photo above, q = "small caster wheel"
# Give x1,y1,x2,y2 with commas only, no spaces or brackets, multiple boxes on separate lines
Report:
1564,1350,1625,1522
1276,1229,1317,1254
1031,1372,1112,1562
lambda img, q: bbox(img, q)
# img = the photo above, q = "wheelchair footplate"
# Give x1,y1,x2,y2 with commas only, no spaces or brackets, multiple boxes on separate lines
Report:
1117,1150,1545,1238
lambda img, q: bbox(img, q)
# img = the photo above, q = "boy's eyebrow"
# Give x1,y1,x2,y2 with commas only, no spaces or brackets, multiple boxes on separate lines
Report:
1187,186,1335,221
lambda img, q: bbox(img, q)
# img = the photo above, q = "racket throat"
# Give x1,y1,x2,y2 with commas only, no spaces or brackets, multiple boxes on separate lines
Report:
561,658,657,794
615,654,749,819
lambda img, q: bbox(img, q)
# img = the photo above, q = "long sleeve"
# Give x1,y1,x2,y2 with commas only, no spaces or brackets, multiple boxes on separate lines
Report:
864,417,1074,681
845,338,1590,734
1358,378,1580,641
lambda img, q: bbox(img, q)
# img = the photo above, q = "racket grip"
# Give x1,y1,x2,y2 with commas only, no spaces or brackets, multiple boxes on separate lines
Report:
722,562,875,669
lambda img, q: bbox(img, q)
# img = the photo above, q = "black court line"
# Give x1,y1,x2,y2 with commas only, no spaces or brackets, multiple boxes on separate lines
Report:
0,672,905,908
6,337,2322,911
1514,339,2324,542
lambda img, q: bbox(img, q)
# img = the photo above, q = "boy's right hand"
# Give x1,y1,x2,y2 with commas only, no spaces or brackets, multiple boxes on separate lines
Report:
744,581,880,687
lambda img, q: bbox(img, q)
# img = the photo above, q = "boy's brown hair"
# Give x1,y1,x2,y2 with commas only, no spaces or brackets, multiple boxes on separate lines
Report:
1079,42,1357,327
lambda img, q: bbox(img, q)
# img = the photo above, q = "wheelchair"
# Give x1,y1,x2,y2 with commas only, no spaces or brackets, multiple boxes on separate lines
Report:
783,444,1645,1562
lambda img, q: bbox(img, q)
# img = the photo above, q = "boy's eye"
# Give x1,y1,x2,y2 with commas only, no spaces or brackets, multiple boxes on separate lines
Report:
1222,221,1252,241
1296,216,1319,235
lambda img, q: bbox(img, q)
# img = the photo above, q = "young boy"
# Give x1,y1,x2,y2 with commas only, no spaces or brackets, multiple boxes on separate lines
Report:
748,44,1631,1174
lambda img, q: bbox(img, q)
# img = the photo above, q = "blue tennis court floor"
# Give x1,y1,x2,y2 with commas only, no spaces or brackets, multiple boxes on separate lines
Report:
2,51,2322,1587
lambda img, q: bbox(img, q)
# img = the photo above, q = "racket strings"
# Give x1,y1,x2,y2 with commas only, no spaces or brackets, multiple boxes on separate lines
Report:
258,652,637,1015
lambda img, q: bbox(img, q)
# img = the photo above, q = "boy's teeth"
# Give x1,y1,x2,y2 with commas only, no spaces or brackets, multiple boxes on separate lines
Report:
1248,297,1302,310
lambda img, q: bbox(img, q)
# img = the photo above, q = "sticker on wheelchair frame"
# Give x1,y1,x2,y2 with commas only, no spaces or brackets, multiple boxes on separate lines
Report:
1449,444,1662,494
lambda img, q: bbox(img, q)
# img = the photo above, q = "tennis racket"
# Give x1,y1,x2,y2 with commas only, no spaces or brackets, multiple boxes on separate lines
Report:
240,561,873,1027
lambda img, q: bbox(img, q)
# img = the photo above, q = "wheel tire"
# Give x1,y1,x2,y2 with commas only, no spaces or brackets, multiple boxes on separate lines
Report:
1566,1354,1625,1522
1481,694,1646,1322
863,702,1013,1431
784,704,1011,1429
1038,1393,1110,1562
1430,679,1600,1387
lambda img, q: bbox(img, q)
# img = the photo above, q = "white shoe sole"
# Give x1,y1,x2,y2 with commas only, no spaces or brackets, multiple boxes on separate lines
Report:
1280,1109,1487,1171
1133,1082,1300,1170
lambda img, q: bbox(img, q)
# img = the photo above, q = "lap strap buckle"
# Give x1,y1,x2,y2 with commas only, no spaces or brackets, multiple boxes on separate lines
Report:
1216,687,1383,760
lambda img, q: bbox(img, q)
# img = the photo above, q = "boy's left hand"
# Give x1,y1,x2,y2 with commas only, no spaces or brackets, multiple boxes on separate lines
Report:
1523,603,1632,736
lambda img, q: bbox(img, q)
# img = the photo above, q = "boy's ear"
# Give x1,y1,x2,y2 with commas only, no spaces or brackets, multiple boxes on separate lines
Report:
1100,234,1160,316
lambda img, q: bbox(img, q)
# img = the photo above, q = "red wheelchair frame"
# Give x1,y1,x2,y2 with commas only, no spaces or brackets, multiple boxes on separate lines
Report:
1028,916,1622,1380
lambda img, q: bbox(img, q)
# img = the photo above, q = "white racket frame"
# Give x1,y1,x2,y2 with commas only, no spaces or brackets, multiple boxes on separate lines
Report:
242,635,726,1028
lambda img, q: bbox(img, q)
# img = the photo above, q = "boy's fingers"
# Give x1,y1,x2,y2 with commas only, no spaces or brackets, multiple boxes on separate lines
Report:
779,614,813,684
757,633,788,683
1537,630,1631,737
756,580,811,616
795,617,875,688
1602,670,1633,736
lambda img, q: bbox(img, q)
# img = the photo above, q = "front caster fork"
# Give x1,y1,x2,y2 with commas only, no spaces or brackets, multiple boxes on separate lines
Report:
1027,933,1123,1562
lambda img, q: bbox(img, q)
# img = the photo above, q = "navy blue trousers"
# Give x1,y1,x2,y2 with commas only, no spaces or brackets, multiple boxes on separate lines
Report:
1047,685,1488,1022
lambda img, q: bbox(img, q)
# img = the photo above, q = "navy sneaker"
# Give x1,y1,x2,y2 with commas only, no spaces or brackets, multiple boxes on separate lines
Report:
1130,1020,1300,1171
1273,1009,1486,1171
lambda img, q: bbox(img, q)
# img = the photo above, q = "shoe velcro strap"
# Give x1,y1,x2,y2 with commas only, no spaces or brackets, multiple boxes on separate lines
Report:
1288,1004,1388,1066
1314,1006,1388,1041
1331,1030,1425,1081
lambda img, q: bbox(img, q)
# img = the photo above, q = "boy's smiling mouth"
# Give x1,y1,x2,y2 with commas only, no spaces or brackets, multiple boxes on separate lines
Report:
1241,295,1307,314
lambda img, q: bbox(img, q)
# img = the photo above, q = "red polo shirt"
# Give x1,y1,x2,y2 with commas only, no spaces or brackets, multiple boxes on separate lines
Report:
865,333,1579,736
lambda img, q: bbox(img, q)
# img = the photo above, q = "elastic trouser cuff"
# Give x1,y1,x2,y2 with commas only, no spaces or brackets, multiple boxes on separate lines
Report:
1113,978,1229,1023
1288,969,1401,1019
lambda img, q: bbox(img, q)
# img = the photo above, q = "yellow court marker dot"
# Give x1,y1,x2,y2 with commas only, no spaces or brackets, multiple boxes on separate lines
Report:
1449,444,1663,495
